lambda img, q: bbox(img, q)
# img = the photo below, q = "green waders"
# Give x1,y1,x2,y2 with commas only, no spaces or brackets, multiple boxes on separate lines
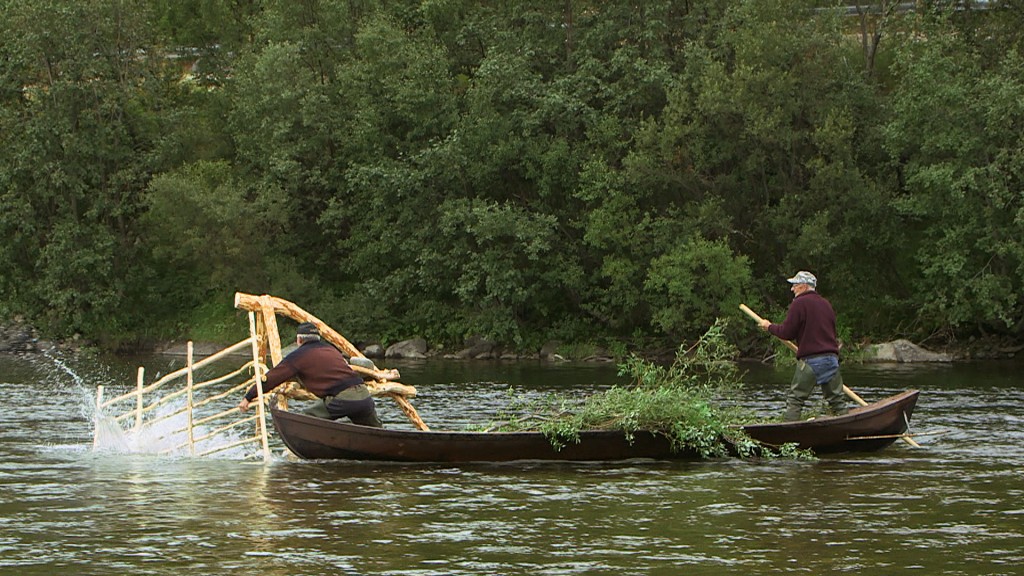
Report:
305,384,383,428
784,360,847,421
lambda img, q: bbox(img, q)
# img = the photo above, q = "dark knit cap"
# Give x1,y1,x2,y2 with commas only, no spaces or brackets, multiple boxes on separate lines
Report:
296,322,320,336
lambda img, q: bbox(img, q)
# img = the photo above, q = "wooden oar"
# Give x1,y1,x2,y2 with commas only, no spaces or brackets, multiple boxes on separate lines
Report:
739,303,921,448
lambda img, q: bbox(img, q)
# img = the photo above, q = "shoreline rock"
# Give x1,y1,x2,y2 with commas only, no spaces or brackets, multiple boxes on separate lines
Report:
3,320,1019,363
0,320,61,354
862,339,954,363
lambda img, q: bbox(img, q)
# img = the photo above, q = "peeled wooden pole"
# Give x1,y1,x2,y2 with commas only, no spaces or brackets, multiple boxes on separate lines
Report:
739,303,920,448
236,292,428,430
236,292,401,381
248,311,272,461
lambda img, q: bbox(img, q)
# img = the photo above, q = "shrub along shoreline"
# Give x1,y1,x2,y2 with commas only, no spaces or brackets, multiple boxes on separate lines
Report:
4,316,1019,363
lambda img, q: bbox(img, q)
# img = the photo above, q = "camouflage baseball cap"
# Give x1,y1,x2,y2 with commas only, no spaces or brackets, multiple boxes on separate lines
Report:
786,271,817,287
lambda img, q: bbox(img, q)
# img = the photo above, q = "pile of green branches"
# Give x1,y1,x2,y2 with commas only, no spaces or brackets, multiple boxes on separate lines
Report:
481,319,811,459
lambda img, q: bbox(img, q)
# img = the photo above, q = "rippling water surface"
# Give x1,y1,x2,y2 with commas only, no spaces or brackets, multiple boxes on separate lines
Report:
1,352,1022,575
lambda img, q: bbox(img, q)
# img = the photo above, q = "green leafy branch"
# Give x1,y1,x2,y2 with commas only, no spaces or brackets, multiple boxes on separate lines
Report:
478,319,813,459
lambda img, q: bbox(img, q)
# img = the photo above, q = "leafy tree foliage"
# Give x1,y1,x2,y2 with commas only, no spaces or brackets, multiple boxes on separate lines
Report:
2,0,1021,351
0,0,171,342
885,10,1024,338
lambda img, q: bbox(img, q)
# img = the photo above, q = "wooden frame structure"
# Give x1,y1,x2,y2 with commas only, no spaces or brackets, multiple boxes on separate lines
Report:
232,292,426,430
92,293,427,462
93,311,273,460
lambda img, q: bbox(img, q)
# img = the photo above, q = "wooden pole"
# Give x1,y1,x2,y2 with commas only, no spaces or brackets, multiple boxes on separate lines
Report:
259,295,284,366
187,341,195,456
389,393,429,431
739,303,921,448
257,296,294,410
249,311,272,461
135,367,145,431
93,385,104,450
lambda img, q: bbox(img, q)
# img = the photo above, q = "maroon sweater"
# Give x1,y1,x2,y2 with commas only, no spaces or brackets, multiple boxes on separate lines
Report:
767,291,840,359
245,341,362,401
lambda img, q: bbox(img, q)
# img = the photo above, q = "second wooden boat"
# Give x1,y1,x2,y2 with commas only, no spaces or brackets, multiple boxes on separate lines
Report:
271,390,920,462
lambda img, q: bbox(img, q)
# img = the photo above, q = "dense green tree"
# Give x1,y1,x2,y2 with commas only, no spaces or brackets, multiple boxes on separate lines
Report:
2,0,1022,352
637,1,908,331
142,161,281,292
0,0,171,341
885,11,1024,338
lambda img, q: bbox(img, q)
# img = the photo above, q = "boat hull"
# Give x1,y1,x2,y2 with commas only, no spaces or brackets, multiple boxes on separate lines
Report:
270,410,691,461
271,390,920,461
742,389,919,453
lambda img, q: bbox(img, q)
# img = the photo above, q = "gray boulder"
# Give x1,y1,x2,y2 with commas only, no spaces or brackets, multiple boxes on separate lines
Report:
863,339,953,363
361,343,386,359
385,337,428,359
454,335,497,360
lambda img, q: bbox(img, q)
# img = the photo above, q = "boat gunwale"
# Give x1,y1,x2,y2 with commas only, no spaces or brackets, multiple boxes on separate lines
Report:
740,389,919,432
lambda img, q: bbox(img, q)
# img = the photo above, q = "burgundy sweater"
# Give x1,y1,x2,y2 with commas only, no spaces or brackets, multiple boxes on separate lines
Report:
245,341,362,401
767,291,840,359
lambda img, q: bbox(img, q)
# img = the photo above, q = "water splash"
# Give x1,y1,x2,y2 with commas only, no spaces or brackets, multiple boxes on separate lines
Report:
43,348,86,387
89,396,264,460
93,414,133,452
39,348,265,460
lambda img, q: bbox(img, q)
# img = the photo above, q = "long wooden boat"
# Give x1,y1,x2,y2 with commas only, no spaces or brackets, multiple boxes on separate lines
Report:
742,389,919,453
271,389,919,462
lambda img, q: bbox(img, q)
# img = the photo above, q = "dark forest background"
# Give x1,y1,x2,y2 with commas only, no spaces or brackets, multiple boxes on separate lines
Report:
2,0,1022,355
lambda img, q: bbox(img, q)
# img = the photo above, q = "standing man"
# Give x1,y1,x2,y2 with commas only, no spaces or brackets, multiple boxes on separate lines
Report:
238,322,383,427
758,271,846,421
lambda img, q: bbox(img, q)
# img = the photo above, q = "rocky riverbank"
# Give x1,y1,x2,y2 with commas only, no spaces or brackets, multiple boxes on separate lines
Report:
3,319,1020,363
0,320,51,354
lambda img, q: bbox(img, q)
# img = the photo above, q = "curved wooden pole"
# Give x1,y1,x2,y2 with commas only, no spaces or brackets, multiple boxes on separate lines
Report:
236,293,405,381
739,303,920,448
236,292,429,430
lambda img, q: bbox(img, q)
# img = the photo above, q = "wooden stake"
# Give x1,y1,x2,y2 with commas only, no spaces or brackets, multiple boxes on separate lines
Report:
93,385,104,450
135,367,145,431
390,393,429,431
249,311,272,461
187,341,195,456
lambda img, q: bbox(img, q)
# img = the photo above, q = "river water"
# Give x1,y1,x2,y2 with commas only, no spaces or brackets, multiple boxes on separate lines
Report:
1,350,1022,575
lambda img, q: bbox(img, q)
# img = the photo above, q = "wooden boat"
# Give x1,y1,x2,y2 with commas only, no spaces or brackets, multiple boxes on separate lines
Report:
271,410,684,461
270,389,920,462
742,389,920,453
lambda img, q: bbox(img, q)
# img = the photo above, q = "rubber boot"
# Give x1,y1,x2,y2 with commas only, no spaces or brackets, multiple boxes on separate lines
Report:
784,362,815,421
823,373,847,415
783,403,804,422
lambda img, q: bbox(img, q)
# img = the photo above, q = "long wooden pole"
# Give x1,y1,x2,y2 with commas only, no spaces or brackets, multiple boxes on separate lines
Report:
135,367,145,431
187,341,195,456
93,385,104,449
235,292,428,430
249,311,272,461
739,303,920,448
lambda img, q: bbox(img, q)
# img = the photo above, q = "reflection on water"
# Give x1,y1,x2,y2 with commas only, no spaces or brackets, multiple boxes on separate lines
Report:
0,351,1022,575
